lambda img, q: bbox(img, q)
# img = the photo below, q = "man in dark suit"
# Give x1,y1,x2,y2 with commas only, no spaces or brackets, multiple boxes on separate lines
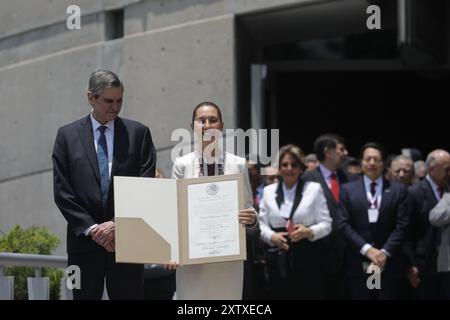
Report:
337,142,409,299
52,70,157,299
301,134,356,299
405,149,450,299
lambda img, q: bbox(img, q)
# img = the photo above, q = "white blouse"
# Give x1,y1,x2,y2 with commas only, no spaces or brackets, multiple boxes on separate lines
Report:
259,181,332,246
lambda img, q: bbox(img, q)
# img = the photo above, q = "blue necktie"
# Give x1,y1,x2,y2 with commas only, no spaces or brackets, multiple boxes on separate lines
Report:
97,126,109,207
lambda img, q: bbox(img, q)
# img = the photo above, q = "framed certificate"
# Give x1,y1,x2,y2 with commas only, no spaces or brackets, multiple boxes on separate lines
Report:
114,174,246,265
179,174,246,264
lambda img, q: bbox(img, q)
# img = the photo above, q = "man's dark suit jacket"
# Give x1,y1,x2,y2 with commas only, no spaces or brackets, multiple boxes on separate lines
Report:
301,167,356,273
53,115,156,253
405,179,440,276
337,178,409,277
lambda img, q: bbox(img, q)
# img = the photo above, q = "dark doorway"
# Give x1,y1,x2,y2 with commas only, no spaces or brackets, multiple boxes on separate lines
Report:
236,0,449,160
269,70,450,158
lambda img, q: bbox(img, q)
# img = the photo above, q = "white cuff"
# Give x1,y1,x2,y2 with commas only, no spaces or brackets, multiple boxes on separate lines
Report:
381,249,391,257
264,230,276,247
84,224,98,236
360,244,372,256
307,225,318,241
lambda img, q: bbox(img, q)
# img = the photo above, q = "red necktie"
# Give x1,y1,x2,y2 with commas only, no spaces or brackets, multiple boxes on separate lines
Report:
330,173,340,203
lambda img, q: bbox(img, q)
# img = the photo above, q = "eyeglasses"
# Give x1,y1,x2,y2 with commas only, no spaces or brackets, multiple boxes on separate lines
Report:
194,117,220,125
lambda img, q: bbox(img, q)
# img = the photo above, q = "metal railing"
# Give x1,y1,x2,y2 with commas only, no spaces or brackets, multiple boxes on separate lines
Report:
0,252,71,300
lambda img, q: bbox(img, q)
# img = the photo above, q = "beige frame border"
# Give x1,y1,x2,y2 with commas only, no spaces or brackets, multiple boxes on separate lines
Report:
177,173,246,265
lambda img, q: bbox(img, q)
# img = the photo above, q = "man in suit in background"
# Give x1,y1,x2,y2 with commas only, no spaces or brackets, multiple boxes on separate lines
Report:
53,70,157,299
430,191,450,299
405,149,450,299
302,134,356,299
385,154,416,298
337,142,409,299
390,155,415,186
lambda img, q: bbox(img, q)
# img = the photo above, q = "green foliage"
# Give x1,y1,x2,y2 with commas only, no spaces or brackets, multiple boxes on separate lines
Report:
0,225,64,300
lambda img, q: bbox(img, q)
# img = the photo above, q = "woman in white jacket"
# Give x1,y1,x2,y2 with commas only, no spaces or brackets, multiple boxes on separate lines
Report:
259,144,332,299
169,102,257,300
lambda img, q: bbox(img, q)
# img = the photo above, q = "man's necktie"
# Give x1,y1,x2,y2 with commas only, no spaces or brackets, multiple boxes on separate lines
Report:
97,126,109,207
368,182,378,209
330,173,340,203
370,182,377,197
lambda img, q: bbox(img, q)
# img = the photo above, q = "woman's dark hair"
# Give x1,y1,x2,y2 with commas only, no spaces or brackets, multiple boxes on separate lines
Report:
191,101,223,125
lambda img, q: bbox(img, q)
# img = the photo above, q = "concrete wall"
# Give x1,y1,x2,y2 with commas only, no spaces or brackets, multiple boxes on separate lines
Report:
0,40,124,254
125,0,315,35
0,12,105,68
0,0,319,254
0,0,140,39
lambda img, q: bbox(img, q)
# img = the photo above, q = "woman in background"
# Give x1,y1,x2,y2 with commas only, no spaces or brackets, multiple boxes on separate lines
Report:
259,144,332,299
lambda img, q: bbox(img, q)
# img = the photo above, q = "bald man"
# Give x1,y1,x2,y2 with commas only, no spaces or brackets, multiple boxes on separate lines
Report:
405,150,450,299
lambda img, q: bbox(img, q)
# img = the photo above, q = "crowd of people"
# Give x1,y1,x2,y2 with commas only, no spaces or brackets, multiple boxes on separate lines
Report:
243,135,450,300
53,70,450,300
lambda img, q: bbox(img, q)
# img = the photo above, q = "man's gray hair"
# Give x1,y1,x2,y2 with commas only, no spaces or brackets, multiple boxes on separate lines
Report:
88,70,123,97
391,154,415,175
305,153,318,163
391,155,413,166
414,160,426,173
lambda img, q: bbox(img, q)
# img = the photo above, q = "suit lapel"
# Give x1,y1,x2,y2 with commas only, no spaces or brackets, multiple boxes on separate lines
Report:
224,155,232,175
193,156,201,177
357,178,370,225
224,153,238,175
423,179,438,207
337,169,350,184
275,181,283,209
78,115,100,184
378,178,392,222
274,179,304,219
111,117,129,179
316,167,337,207
290,180,304,218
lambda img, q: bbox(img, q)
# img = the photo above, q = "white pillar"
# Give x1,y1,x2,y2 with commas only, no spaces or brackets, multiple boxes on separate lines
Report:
0,275,14,300
27,276,49,300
